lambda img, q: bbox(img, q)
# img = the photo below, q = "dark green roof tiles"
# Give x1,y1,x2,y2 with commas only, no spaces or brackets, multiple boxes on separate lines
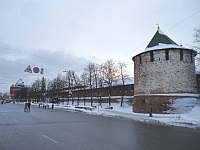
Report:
145,29,184,51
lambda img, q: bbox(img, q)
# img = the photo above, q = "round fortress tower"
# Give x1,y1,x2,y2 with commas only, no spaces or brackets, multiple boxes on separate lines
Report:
132,28,198,113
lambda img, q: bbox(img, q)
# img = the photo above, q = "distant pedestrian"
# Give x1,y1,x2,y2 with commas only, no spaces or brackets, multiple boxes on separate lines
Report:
27,102,31,112
149,107,153,117
24,102,28,112
52,103,54,109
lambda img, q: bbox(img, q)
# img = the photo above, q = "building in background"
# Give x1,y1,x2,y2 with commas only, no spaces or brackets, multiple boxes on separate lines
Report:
10,78,26,100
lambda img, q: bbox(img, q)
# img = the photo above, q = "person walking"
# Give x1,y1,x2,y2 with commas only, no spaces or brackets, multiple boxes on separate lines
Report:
24,102,28,112
52,103,54,109
27,102,31,112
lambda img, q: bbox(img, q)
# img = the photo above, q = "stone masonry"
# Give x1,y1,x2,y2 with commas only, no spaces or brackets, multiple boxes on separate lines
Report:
133,49,197,113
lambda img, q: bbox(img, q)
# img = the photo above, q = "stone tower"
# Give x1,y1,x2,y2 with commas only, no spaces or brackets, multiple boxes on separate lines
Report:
132,28,198,113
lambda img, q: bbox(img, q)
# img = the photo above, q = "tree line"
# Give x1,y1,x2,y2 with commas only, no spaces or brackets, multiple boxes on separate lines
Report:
23,59,131,106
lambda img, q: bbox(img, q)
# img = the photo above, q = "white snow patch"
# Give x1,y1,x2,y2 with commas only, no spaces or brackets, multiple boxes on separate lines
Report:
158,29,166,35
28,97,200,129
145,43,187,51
168,98,200,114
182,106,200,122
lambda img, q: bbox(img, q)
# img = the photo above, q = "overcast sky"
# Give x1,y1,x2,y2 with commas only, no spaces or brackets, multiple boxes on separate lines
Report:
0,0,200,93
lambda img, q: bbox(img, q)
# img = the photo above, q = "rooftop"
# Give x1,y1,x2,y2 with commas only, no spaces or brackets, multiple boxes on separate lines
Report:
145,28,187,51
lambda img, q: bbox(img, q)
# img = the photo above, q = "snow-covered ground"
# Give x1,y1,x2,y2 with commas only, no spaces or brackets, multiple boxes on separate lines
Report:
31,97,200,129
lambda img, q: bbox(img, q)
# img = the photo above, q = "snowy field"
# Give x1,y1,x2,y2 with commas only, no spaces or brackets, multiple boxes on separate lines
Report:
31,97,200,129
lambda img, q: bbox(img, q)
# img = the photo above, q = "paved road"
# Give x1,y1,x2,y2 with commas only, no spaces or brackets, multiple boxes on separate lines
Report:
0,103,200,150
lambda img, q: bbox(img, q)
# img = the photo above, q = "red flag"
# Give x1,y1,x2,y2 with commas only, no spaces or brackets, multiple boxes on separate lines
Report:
24,65,32,73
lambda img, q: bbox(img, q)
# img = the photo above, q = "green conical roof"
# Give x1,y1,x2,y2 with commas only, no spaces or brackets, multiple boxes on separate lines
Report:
145,29,183,51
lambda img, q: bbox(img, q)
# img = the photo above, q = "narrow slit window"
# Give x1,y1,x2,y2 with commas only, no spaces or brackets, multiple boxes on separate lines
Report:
150,51,154,62
139,55,142,64
165,50,169,60
180,50,183,61
190,51,193,63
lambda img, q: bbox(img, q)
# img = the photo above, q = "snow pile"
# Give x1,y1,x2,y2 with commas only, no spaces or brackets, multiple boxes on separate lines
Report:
151,106,200,128
169,98,199,113
181,106,200,124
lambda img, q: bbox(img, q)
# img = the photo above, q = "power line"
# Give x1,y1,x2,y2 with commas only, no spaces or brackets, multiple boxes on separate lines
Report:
17,1,200,66
165,9,200,32
0,45,85,78
28,0,135,50
115,9,200,61
0,45,83,67
2,1,200,76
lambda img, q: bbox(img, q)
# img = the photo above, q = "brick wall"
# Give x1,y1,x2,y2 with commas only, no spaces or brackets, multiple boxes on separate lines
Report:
72,84,134,97
196,74,200,93
133,49,197,95
133,96,175,113
132,48,197,113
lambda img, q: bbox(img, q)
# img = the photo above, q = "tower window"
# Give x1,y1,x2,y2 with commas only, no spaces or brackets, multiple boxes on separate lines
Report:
150,51,154,62
139,55,142,64
165,50,169,60
180,50,183,61
190,51,193,63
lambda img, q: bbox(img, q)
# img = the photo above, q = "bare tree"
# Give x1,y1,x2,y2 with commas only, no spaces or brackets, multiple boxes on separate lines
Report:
71,70,81,105
193,26,200,51
47,80,54,102
49,74,63,103
118,62,129,107
80,72,87,105
40,77,46,102
84,61,96,106
192,26,200,67
61,75,66,105
32,79,41,102
93,64,102,107
97,64,105,107
102,59,118,106
65,70,74,105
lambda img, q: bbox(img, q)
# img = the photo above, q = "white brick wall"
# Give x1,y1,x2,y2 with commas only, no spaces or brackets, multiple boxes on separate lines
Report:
133,49,197,95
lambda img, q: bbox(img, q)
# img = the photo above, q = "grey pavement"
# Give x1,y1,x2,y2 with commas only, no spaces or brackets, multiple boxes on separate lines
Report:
0,103,200,150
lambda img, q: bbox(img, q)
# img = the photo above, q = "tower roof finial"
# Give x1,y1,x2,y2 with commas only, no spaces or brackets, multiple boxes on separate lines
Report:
156,23,160,30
